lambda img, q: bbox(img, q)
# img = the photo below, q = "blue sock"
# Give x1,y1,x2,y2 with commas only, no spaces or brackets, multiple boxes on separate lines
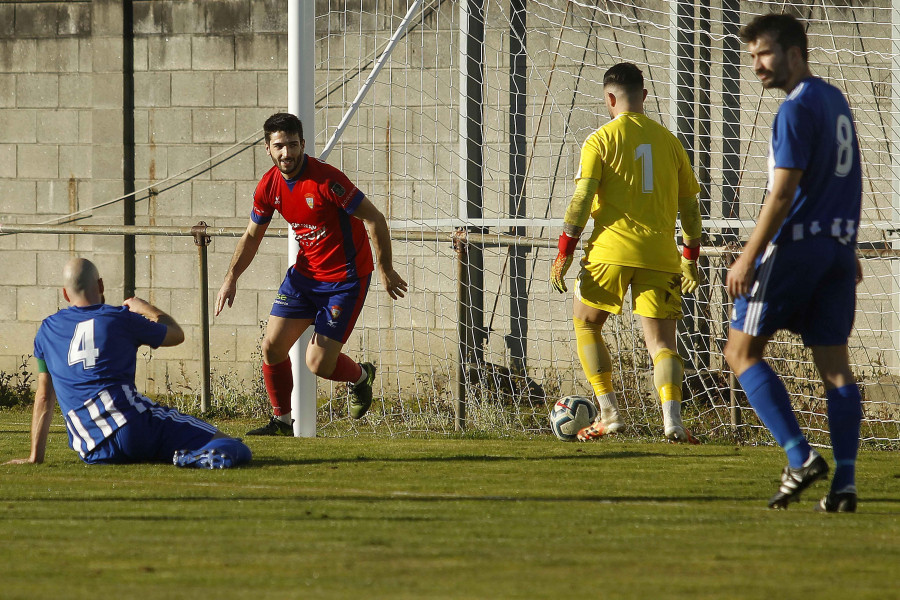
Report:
200,437,253,467
826,384,862,492
737,361,810,468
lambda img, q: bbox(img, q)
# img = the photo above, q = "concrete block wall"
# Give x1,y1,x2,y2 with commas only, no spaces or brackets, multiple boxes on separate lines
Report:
127,1,291,392
1,1,91,374
1,0,898,402
0,0,291,390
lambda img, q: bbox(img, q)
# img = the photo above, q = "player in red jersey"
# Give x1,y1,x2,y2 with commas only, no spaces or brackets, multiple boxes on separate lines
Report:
216,113,407,435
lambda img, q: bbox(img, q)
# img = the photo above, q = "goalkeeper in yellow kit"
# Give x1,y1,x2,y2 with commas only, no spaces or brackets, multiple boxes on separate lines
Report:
551,62,703,443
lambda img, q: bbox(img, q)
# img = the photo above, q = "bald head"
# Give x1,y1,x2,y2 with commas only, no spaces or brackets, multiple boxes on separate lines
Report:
62,258,104,306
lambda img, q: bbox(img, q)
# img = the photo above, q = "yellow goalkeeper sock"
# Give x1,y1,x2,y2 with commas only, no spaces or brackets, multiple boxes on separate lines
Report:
653,348,684,430
574,317,619,422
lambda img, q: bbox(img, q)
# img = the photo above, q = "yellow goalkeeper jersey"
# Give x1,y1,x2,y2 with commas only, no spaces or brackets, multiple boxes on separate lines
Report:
578,111,701,274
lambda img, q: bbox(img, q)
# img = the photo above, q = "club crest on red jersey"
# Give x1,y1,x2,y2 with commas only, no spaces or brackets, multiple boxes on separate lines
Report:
305,194,315,209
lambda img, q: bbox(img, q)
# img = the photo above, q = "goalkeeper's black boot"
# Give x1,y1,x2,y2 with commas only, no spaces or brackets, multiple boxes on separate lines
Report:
768,451,829,509
816,488,858,513
246,416,294,436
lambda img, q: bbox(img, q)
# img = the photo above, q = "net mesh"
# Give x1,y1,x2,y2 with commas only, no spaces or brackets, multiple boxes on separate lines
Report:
312,0,900,446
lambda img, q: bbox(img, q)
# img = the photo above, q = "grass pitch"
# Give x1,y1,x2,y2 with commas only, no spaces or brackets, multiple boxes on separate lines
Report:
1,410,898,600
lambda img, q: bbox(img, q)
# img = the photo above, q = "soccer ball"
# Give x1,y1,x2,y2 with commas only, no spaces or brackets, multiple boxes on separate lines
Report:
549,395,598,441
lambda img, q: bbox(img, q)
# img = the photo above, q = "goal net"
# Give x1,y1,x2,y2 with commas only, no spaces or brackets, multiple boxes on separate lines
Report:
311,0,900,447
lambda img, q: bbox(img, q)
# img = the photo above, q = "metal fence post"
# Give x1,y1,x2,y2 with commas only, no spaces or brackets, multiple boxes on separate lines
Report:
730,371,742,440
192,222,212,414
454,229,469,432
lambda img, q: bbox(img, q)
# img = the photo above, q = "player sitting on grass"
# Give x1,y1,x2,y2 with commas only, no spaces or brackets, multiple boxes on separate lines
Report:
551,62,704,444
4,258,251,470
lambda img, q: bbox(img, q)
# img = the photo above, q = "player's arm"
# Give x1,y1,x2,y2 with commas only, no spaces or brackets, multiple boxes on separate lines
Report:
678,194,702,247
123,297,185,347
726,167,803,298
4,369,56,465
551,177,598,293
216,219,269,315
678,194,703,294
353,196,408,300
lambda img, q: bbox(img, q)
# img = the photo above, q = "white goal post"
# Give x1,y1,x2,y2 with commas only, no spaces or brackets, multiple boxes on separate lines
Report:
308,0,900,446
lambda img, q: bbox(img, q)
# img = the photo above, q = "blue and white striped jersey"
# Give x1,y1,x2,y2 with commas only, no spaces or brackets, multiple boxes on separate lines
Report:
33,304,167,457
768,77,862,246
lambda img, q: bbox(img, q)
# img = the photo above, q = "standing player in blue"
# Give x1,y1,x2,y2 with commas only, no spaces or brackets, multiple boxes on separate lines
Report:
4,258,251,469
725,14,863,511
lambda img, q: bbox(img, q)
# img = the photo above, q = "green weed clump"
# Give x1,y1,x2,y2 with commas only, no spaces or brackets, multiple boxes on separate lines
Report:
152,360,271,420
0,356,33,409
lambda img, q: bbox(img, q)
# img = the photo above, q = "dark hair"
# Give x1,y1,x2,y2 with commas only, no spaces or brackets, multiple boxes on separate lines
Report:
739,13,808,61
263,112,303,143
603,62,644,95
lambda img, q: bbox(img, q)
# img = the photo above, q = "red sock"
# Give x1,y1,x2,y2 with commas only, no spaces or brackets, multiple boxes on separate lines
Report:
262,358,293,416
324,353,363,383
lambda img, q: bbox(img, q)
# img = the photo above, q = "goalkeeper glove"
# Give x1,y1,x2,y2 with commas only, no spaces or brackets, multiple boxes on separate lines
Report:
551,233,579,293
680,245,701,294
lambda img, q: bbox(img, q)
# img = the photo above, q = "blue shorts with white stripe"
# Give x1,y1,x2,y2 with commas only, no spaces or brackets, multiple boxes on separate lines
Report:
730,237,856,346
83,404,218,464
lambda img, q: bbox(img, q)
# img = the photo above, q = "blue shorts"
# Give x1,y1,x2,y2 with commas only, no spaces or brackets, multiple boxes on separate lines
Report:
270,266,370,344
731,237,856,346
83,405,219,464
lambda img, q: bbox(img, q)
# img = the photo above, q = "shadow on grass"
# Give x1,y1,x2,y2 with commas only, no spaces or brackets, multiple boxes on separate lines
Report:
0,510,452,522
247,449,740,467
0,492,783,505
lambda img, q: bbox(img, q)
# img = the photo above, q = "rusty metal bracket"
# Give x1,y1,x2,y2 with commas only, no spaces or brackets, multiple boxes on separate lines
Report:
452,227,468,254
191,221,211,246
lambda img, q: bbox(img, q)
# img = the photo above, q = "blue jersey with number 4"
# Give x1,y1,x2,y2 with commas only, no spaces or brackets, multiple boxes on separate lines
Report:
769,77,862,246
33,304,167,455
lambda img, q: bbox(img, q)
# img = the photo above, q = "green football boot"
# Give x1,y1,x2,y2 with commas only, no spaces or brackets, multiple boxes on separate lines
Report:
350,362,376,419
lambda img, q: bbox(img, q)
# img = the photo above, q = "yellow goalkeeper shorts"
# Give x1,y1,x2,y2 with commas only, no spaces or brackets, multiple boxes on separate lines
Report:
575,262,682,320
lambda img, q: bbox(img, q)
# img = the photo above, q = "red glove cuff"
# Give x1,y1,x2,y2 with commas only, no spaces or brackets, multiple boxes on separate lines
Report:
558,233,579,256
682,245,700,261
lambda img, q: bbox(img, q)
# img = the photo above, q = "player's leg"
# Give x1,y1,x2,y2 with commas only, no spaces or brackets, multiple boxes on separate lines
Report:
572,263,628,440
305,334,376,419
572,300,622,438
246,315,312,435
725,329,819,453
248,267,316,436
810,344,860,512
305,332,351,378
639,316,697,444
86,388,251,469
632,269,697,443
174,430,254,470
724,328,805,456
725,330,827,508
725,243,831,508
802,244,860,511
305,274,374,419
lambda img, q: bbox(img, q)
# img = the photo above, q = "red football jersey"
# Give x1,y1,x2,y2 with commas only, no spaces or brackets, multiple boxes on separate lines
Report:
251,155,374,282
